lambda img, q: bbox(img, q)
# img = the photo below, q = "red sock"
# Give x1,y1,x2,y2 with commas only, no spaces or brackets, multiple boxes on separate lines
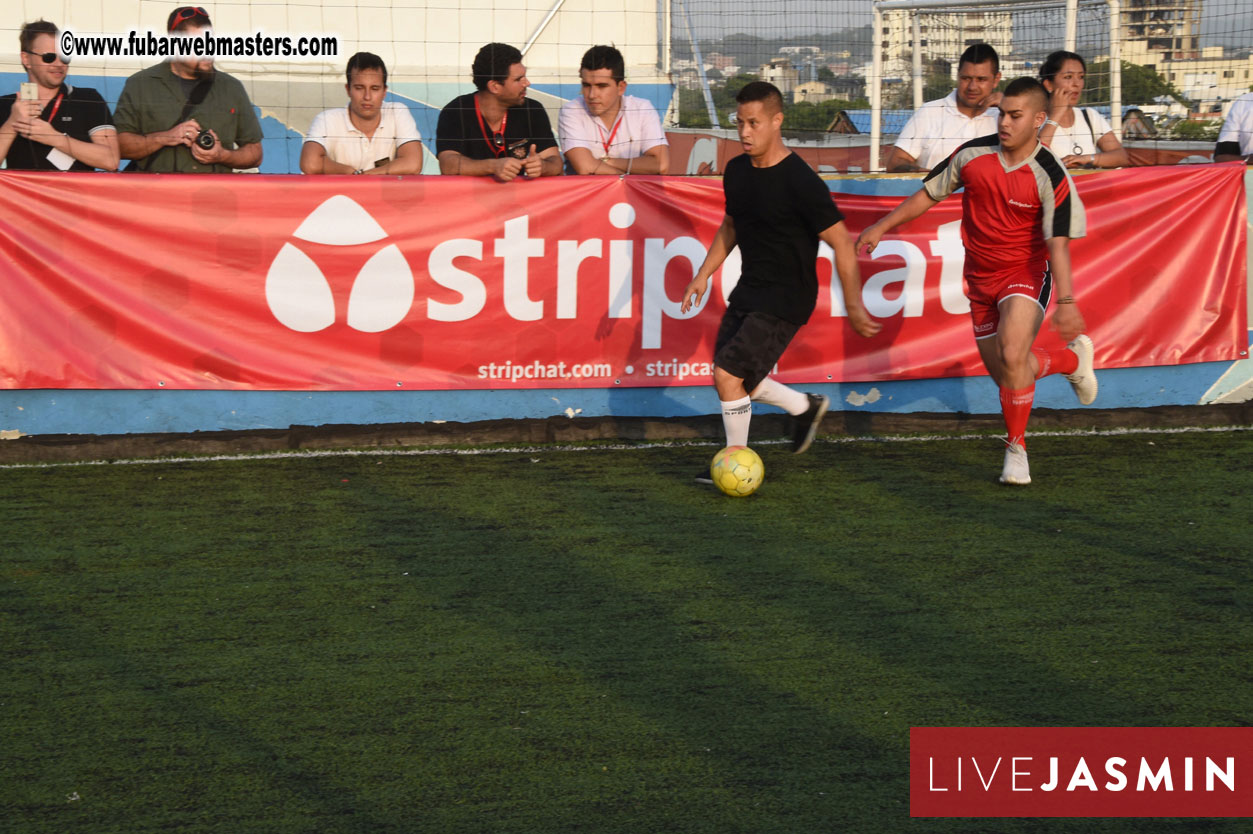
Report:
999,384,1035,448
1031,346,1079,379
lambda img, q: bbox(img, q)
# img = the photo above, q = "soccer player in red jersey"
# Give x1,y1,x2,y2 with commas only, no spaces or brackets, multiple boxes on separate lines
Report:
856,77,1097,485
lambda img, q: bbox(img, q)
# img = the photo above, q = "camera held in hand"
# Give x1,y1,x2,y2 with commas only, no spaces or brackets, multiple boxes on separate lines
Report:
195,128,215,150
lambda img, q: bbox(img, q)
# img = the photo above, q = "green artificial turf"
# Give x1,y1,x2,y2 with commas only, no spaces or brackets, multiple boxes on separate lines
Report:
1,431,1250,833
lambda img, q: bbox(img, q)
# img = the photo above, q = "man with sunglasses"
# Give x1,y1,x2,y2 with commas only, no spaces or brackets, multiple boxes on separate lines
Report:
0,19,118,171
114,6,263,173
436,42,561,180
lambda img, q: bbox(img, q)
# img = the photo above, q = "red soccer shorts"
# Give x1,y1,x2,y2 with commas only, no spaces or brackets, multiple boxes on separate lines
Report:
968,263,1053,340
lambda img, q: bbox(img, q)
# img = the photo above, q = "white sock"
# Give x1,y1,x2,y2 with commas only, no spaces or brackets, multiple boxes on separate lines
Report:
750,377,809,416
720,396,752,447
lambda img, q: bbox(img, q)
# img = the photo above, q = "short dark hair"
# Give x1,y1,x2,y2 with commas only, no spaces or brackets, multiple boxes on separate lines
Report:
20,19,57,53
167,5,212,33
1002,76,1049,111
735,80,784,114
472,42,523,92
958,43,1000,75
580,45,625,82
1039,50,1086,83
346,51,387,86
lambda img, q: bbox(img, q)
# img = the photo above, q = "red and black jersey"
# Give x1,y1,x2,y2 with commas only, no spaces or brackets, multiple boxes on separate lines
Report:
923,135,1085,282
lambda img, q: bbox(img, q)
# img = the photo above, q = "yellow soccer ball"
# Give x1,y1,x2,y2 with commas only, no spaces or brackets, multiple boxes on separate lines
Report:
710,446,764,497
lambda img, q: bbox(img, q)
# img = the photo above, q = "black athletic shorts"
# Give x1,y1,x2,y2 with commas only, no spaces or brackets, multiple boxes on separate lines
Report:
713,307,801,395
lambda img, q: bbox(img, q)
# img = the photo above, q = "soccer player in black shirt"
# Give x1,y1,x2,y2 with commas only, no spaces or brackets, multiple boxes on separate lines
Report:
681,82,880,478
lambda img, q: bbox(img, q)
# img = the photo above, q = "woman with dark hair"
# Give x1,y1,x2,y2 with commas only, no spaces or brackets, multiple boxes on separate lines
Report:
1037,50,1130,168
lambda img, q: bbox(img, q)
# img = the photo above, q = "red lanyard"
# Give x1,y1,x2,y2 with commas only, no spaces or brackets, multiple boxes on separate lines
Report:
597,114,622,156
474,94,507,157
45,89,65,122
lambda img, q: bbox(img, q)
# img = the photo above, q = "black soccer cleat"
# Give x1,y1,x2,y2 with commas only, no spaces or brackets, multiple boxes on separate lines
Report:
694,470,714,485
792,393,829,454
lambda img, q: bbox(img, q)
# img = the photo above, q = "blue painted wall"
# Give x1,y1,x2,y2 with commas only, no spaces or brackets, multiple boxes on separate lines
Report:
1,69,1248,437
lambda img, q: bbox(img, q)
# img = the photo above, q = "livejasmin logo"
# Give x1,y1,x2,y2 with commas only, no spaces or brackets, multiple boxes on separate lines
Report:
265,196,974,342
910,727,1253,818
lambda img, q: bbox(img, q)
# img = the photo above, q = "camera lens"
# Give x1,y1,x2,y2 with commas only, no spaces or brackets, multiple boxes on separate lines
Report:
195,130,215,150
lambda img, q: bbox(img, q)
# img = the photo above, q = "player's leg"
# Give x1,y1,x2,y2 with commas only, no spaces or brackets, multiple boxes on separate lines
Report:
976,295,1044,485
752,377,828,454
731,313,819,453
713,365,752,448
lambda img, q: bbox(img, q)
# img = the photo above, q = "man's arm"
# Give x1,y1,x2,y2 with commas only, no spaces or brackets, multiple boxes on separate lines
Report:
855,188,942,255
681,214,737,313
439,149,524,180
819,220,881,338
117,118,200,161
190,133,261,170
527,145,563,178
363,140,423,175
1046,236,1084,343
300,140,348,174
565,143,669,175
19,121,119,171
1213,141,1249,164
885,145,924,173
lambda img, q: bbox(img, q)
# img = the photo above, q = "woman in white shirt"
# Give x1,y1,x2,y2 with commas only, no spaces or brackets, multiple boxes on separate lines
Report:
1037,50,1131,169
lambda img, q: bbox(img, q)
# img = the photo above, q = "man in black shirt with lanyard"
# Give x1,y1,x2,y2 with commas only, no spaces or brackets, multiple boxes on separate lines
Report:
682,82,880,474
436,42,562,181
0,19,118,171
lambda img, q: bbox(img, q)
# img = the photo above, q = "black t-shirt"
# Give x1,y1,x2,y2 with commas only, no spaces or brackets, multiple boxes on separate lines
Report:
435,92,558,161
0,84,114,171
723,151,843,325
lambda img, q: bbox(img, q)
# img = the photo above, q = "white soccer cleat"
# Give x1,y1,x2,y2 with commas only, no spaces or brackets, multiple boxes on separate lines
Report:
999,442,1031,485
1065,334,1098,406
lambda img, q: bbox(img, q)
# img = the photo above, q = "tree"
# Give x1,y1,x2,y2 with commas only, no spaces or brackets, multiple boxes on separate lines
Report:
1082,60,1188,107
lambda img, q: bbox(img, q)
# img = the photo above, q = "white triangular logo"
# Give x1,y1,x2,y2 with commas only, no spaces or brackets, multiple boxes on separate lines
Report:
292,195,388,245
347,244,415,332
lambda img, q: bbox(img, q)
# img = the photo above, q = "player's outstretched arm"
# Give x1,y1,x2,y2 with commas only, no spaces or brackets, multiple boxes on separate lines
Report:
681,215,736,313
1046,236,1085,342
820,220,881,338
854,189,941,256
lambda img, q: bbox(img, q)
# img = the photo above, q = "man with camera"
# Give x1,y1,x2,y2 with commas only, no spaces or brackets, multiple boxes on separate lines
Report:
0,19,118,171
436,42,561,181
115,6,262,173
300,52,423,175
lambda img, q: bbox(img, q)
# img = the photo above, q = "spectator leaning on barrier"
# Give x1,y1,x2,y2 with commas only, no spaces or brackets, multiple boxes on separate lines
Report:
0,19,118,171
886,43,1002,173
436,42,561,180
115,6,262,172
300,52,423,175
1214,92,1253,164
558,44,668,175
1037,50,1130,169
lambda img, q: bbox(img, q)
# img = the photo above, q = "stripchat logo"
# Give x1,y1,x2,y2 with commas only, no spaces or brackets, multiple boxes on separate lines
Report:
266,195,414,333
910,727,1253,818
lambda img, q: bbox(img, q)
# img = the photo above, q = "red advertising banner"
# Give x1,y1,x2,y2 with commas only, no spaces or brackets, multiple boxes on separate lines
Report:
911,726,1253,817
0,165,1245,391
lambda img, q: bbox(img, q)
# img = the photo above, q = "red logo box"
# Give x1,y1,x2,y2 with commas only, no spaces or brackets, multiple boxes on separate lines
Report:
911,727,1253,817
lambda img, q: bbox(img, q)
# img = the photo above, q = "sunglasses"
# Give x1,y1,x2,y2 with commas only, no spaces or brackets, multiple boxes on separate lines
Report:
170,6,210,26
24,50,69,65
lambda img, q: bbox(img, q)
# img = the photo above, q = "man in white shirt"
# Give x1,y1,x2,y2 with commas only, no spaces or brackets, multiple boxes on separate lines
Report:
301,52,423,175
1214,92,1253,164
886,43,1001,173
558,45,668,175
